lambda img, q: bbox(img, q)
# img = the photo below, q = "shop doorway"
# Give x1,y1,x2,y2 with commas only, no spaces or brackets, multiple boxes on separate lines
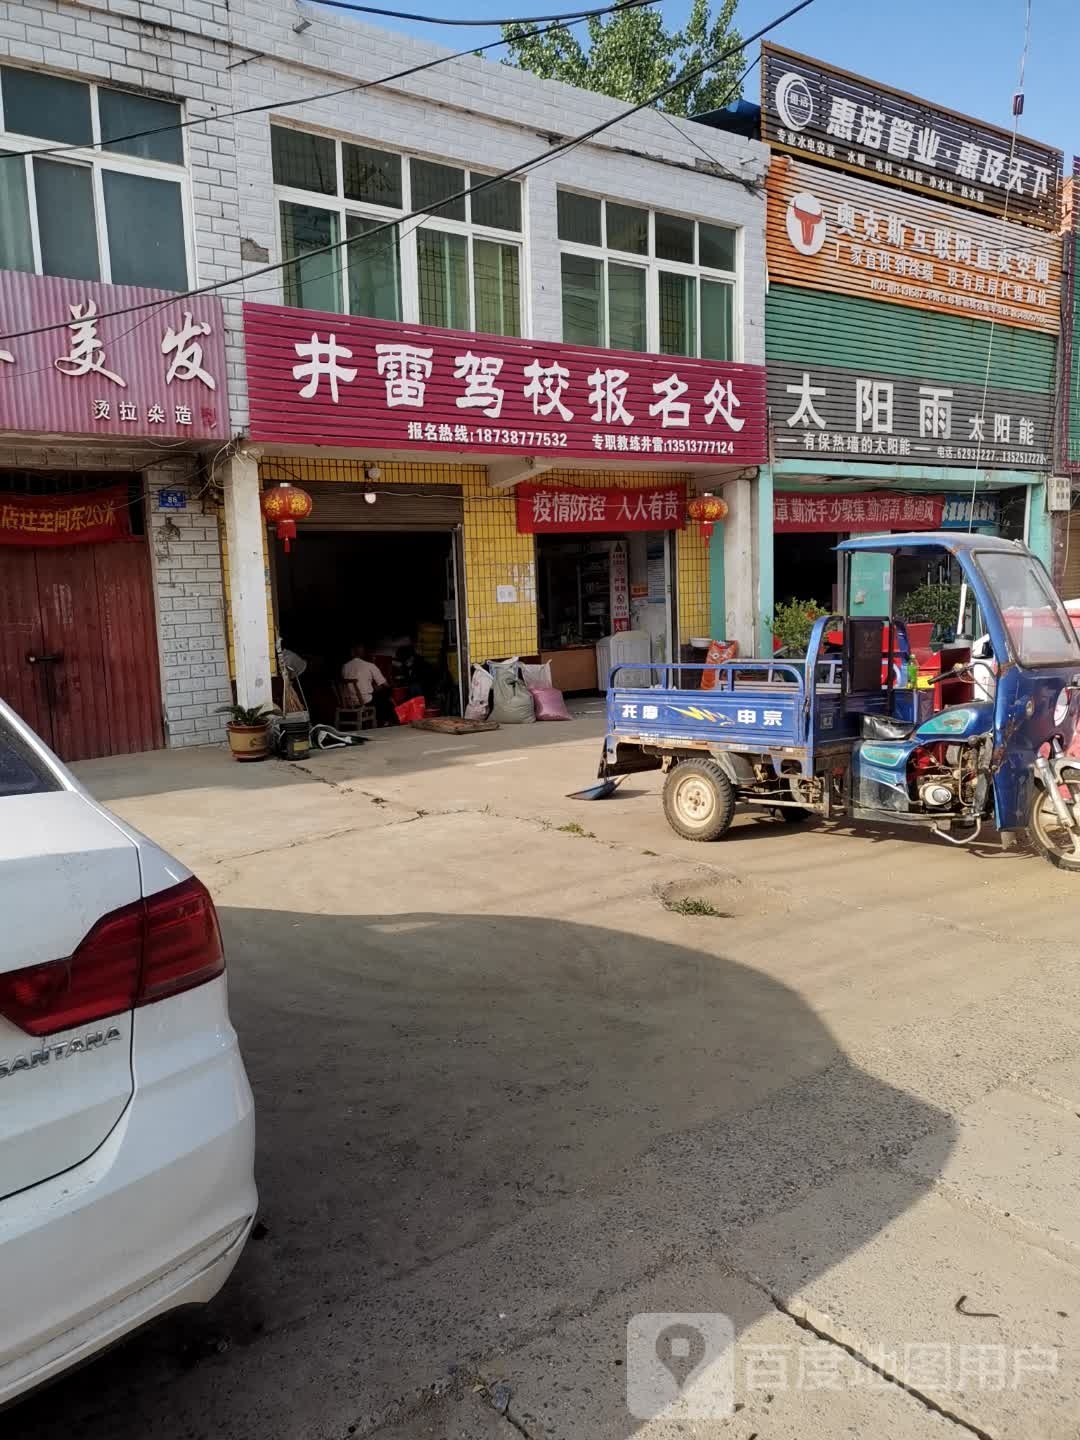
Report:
271,529,463,720
0,535,163,762
535,532,673,693
774,531,841,611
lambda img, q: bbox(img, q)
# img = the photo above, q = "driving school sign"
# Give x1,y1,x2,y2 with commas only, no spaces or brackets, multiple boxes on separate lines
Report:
763,44,1062,229
243,305,767,465
768,157,1061,334
516,481,685,533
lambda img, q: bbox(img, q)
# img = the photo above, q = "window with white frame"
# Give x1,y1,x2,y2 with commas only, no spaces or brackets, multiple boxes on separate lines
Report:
271,124,523,336
556,190,737,361
0,66,190,291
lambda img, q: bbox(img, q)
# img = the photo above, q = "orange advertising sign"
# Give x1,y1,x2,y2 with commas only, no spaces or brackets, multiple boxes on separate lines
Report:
767,156,1061,335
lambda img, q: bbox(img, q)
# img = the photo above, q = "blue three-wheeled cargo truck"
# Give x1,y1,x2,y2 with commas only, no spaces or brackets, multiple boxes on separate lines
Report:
591,533,1080,870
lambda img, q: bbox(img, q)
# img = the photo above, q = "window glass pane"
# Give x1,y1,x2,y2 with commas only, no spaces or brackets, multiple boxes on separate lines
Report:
655,211,694,263
346,214,401,321
978,552,1080,666
701,279,733,360
608,262,646,352
2,66,91,145
280,200,341,312
471,176,521,232
99,89,183,164
0,152,33,271
411,160,465,222
104,171,187,289
33,159,98,281
0,717,58,798
417,228,468,328
271,126,336,195
560,252,603,346
606,202,647,255
557,190,601,245
342,143,401,208
473,238,520,337
659,271,696,356
699,221,736,272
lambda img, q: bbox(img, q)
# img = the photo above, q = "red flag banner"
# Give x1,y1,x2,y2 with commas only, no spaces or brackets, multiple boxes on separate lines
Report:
0,486,133,546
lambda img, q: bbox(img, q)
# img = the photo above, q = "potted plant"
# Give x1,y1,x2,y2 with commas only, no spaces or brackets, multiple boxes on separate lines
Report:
770,599,829,657
895,584,963,645
217,703,275,762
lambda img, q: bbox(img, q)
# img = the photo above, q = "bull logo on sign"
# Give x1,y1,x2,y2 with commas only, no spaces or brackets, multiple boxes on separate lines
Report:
785,191,826,256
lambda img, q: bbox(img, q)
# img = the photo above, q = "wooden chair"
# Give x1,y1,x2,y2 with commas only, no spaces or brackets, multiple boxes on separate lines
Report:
333,683,376,733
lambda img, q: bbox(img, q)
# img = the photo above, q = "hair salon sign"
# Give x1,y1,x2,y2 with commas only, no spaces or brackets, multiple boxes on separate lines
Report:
243,305,768,465
0,272,227,439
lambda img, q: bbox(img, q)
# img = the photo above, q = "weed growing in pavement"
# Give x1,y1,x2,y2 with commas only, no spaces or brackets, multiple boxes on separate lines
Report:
663,896,725,917
557,821,596,838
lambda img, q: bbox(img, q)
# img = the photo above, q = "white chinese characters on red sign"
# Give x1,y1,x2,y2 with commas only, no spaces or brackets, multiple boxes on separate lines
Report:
291,333,748,453
0,278,224,437
517,483,684,535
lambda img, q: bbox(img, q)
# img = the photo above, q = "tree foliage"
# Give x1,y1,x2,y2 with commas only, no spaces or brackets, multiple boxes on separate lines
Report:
501,0,744,117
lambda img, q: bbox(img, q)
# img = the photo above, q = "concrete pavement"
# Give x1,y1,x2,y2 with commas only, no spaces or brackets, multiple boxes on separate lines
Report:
14,715,1080,1439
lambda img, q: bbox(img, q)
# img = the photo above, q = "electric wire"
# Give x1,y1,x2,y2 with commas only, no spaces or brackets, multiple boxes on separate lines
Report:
0,0,815,348
0,0,654,164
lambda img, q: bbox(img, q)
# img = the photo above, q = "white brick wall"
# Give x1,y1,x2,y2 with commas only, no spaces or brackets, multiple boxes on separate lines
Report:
222,0,769,429
145,466,232,747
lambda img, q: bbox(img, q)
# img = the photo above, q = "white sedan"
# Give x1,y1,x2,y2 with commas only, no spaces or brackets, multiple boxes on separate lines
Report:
0,699,256,1406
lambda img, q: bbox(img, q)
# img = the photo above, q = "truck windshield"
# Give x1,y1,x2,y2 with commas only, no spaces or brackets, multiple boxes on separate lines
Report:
977,551,1080,667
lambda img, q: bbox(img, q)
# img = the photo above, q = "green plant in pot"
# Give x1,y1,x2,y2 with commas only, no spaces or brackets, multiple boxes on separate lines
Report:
770,599,829,657
895,584,963,643
217,702,275,762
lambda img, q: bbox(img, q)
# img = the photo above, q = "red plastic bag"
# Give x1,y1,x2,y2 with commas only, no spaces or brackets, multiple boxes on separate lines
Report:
529,685,571,721
698,639,738,691
395,696,426,724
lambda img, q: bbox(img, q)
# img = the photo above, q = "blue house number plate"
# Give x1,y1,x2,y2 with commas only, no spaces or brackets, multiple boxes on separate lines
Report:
157,489,188,511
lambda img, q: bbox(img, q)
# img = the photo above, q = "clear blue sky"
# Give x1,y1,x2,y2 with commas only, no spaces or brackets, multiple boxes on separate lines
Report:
337,0,1079,156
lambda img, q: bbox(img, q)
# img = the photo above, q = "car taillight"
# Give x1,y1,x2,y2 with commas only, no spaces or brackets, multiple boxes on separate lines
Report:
0,878,224,1037
139,877,225,1007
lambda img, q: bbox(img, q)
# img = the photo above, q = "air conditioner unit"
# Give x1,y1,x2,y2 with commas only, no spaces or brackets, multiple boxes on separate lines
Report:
1046,475,1073,512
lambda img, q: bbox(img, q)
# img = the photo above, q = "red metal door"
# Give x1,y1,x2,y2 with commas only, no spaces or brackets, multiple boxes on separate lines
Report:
0,548,53,744
94,540,165,757
30,542,164,762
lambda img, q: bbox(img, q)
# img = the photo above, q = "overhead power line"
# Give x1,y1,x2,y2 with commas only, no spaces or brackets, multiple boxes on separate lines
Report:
0,0,816,347
314,0,650,23
0,0,653,163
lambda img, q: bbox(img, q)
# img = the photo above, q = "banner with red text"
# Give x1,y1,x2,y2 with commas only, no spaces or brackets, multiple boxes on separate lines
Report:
517,482,685,534
0,486,132,546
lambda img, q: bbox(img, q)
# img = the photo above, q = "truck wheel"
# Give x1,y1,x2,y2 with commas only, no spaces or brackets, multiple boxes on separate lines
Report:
1025,784,1080,873
663,759,736,842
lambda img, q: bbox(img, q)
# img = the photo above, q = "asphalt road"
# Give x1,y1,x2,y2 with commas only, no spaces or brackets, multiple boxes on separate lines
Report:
15,720,1080,1440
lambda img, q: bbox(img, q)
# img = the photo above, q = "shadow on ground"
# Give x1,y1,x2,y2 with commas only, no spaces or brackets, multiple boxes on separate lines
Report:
13,910,955,1440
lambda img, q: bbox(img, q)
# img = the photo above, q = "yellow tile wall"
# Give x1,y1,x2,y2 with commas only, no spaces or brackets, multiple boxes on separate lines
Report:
218,459,708,675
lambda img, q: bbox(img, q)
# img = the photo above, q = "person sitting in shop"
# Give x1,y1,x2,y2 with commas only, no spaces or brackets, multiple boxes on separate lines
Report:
341,642,397,727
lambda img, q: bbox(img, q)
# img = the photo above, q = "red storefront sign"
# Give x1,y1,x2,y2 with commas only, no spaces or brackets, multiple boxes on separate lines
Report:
517,482,685,534
243,304,768,464
0,272,227,440
774,491,944,532
0,485,132,546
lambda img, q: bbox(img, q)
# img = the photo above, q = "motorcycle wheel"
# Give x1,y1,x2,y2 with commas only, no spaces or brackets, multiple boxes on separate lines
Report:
1025,783,1080,872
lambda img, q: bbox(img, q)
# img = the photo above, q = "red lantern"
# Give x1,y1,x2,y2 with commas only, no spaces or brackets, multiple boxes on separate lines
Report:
686,493,729,546
261,481,313,553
